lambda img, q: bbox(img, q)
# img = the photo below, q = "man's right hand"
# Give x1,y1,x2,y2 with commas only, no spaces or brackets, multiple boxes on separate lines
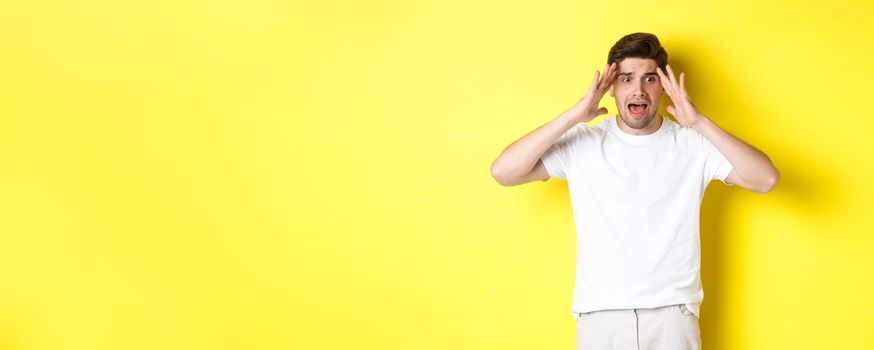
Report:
490,62,617,186
566,62,617,124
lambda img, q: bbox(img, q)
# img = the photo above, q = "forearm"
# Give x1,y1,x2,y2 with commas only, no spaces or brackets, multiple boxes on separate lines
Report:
490,107,582,181
491,63,617,183
691,115,780,189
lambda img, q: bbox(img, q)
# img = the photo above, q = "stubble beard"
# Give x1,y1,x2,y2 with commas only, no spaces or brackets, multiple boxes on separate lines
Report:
619,108,657,129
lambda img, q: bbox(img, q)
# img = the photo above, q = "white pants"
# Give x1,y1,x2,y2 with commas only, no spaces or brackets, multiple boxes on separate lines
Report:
576,304,701,350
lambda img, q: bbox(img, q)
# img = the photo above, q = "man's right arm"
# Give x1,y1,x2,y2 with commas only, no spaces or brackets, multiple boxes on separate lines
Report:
490,63,617,186
489,111,582,186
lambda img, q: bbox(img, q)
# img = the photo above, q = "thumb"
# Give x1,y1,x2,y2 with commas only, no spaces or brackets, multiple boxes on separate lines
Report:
666,105,676,117
596,107,608,116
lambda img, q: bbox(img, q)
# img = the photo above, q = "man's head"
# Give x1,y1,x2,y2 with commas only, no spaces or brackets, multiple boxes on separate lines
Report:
607,33,668,131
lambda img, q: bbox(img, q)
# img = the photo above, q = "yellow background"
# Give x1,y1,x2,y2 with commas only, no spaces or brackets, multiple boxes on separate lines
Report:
1,0,872,349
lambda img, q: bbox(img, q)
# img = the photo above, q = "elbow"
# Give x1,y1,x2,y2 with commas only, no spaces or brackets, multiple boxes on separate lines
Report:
754,168,781,194
490,161,519,187
490,162,511,186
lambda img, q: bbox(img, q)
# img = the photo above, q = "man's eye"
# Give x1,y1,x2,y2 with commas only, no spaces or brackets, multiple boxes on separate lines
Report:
622,78,631,82
646,77,656,82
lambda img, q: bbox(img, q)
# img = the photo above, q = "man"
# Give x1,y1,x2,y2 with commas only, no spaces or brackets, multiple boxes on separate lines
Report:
489,32,779,350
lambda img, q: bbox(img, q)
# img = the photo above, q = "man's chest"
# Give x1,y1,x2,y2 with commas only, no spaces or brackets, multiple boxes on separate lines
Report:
566,140,703,203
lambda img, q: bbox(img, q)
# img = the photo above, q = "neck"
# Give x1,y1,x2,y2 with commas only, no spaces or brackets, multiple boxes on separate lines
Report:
617,114,664,135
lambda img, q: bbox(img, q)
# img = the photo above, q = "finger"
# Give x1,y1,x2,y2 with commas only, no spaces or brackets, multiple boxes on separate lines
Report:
595,65,605,90
657,67,673,89
679,72,686,95
656,67,669,88
598,64,609,90
606,62,616,78
656,68,675,97
588,70,600,93
666,64,678,87
598,64,610,90
606,62,618,86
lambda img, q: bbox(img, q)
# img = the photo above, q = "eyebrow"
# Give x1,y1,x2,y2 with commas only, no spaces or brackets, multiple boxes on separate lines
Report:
618,72,658,76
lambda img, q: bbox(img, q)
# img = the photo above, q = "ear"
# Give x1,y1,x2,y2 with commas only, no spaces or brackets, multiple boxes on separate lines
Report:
609,84,615,97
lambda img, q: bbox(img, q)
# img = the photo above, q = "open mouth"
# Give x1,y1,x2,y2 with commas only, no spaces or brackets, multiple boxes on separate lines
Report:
627,103,648,116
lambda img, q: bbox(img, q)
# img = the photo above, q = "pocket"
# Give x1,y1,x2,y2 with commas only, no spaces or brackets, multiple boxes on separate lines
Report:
678,304,697,320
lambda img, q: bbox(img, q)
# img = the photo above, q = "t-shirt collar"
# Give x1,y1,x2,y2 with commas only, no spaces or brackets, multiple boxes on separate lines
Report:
607,114,669,145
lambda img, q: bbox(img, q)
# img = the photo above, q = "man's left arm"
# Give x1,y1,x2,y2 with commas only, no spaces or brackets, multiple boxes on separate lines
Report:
691,116,780,193
657,65,780,193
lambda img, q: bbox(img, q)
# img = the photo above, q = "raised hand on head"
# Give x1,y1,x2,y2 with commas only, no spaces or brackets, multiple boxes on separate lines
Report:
656,64,703,127
571,62,618,123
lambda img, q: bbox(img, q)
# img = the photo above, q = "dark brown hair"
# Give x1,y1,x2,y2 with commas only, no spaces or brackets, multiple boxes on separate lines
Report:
607,32,668,71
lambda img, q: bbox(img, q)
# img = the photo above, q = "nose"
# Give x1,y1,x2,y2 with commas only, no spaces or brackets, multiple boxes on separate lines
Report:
633,81,647,98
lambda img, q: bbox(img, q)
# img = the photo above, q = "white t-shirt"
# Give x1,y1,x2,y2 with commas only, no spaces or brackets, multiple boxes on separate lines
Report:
540,115,733,320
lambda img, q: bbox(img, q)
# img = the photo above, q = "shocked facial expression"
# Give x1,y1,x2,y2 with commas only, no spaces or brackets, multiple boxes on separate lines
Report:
610,58,665,130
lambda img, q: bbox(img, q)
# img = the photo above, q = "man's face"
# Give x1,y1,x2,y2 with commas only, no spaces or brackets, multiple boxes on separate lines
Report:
610,57,665,129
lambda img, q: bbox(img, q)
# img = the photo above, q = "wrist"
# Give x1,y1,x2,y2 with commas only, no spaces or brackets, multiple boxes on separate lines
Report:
560,105,586,124
690,114,710,130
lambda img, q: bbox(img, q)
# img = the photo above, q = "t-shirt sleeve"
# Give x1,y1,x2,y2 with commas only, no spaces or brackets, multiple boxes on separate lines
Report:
540,126,580,181
701,132,734,185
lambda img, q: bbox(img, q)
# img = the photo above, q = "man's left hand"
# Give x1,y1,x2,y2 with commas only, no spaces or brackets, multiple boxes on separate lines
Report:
657,64,703,127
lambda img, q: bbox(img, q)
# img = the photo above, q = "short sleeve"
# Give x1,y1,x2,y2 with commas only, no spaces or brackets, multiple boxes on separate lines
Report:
701,133,734,185
541,126,580,181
